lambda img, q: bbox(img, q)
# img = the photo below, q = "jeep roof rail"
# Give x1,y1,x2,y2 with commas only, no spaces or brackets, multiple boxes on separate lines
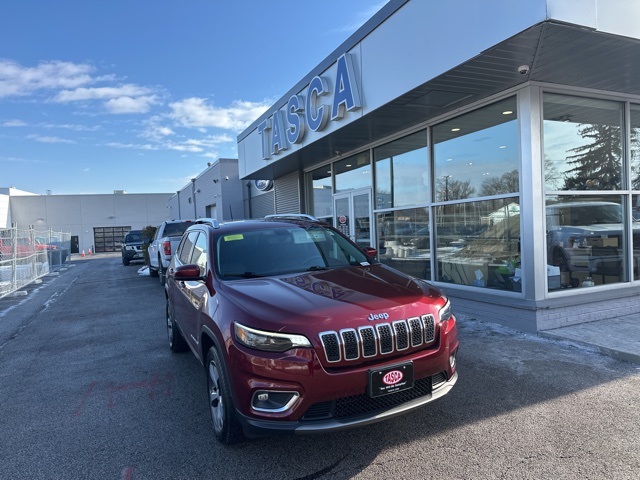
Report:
265,214,320,222
195,218,220,228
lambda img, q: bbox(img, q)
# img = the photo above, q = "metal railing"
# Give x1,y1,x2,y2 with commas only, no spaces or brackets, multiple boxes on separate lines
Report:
0,226,72,299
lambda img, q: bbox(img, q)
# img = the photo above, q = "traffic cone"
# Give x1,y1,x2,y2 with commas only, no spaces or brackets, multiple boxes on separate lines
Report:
88,249,92,255
82,250,85,257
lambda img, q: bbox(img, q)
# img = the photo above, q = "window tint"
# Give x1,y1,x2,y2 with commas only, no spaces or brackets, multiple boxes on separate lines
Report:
216,225,369,279
164,222,192,236
189,232,207,275
125,232,143,243
178,231,198,265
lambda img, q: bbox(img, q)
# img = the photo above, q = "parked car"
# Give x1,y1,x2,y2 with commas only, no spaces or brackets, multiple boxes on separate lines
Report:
148,220,192,284
0,237,34,259
164,214,459,444
121,230,150,266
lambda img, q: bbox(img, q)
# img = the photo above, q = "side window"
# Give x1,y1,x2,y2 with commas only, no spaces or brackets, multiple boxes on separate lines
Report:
177,231,198,265
189,232,208,276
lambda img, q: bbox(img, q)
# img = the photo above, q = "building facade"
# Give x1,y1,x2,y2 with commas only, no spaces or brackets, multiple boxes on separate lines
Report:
237,0,640,332
4,190,173,254
167,158,246,222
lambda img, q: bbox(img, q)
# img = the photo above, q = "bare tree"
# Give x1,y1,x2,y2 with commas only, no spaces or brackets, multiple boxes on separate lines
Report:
480,169,519,196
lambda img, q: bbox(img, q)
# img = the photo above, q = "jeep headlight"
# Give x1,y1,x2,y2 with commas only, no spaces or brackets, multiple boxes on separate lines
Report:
438,299,453,323
234,323,311,352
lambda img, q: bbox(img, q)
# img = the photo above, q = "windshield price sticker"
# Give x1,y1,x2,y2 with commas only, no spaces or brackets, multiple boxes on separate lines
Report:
368,362,415,398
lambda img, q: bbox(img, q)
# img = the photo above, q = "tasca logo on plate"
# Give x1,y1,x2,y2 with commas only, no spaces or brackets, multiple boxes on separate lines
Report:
382,370,404,386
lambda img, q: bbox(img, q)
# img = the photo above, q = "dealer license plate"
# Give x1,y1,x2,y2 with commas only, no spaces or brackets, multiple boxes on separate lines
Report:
368,362,414,398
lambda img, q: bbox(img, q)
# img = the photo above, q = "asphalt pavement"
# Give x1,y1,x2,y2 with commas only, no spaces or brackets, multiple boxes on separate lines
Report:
0,253,638,480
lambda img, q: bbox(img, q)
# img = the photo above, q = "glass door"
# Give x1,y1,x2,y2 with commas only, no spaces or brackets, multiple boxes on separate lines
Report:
333,189,373,248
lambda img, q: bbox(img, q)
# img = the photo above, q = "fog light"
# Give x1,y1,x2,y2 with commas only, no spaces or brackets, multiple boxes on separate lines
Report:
251,390,300,413
450,351,457,369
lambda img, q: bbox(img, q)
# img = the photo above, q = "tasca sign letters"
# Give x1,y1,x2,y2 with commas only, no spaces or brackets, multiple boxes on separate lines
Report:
257,53,361,160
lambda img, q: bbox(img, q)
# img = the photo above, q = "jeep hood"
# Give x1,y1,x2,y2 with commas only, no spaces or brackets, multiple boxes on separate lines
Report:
218,264,444,332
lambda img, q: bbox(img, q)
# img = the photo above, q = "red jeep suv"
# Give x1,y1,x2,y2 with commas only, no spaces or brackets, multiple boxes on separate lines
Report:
165,215,459,444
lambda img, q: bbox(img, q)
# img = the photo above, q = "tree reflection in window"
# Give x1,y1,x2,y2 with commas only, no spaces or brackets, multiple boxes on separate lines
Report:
544,94,623,192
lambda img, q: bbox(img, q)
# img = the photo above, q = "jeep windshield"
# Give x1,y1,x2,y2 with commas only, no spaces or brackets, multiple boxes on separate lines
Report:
215,225,371,279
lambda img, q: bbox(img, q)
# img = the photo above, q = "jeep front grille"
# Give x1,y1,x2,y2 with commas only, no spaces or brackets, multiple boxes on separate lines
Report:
319,315,436,363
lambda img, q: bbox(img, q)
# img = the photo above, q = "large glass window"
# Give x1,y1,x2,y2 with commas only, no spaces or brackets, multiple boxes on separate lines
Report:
433,97,518,201
543,93,628,291
436,198,521,291
543,94,623,191
374,130,428,209
334,152,371,193
545,195,627,288
430,97,519,291
307,166,333,223
376,208,429,279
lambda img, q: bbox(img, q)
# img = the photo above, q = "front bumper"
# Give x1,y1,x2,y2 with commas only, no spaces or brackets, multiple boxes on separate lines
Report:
228,318,459,438
122,247,144,261
236,371,457,437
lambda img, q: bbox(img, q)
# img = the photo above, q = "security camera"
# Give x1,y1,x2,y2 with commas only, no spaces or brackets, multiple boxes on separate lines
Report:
518,65,530,75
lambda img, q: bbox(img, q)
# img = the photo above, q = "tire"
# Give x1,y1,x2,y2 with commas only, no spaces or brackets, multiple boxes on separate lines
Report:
206,347,245,445
166,298,188,353
123,258,130,266
158,257,165,286
149,263,159,277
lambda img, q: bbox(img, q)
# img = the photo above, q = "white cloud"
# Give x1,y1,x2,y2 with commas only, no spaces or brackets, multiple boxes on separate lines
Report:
1,119,27,127
169,97,271,131
42,123,101,132
104,95,159,114
27,134,75,144
184,134,234,147
106,141,156,150
54,84,154,102
156,126,174,137
0,60,95,97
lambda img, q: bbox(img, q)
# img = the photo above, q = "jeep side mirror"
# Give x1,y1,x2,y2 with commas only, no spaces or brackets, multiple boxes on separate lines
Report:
362,247,377,258
174,264,204,281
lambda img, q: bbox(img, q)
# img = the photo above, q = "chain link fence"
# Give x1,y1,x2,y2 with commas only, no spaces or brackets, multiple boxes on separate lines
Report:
0,226,71,299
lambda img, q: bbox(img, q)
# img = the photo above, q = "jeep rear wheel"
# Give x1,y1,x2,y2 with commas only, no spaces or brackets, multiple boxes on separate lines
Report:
166,298,188,352
206,347,244,445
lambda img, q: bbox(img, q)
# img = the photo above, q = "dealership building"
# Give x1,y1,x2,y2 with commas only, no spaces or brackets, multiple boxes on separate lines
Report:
237,0,640,332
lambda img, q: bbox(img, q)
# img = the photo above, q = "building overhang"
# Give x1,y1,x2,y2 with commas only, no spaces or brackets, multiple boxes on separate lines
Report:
240,6,640,181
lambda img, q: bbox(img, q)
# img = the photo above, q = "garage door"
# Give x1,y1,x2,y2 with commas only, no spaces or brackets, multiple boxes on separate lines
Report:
94,226,131,253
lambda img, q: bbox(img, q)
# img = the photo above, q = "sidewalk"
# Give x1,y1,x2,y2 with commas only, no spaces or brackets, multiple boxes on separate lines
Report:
540,314,640,364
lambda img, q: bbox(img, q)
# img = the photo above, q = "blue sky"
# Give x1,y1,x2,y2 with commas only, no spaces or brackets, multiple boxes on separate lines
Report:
0,1,387,195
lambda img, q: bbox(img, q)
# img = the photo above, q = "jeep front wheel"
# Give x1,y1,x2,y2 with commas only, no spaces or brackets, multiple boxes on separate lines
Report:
206,347,244,445
166,298,187,353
